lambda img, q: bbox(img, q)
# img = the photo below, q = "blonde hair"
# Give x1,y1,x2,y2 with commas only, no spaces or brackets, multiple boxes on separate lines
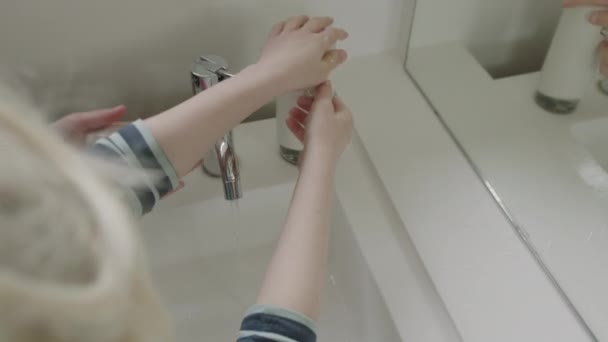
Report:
0,85,173,342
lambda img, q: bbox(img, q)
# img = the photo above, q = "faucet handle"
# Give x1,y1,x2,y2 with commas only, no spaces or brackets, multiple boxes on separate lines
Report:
191,55,233,94
198,55,229,73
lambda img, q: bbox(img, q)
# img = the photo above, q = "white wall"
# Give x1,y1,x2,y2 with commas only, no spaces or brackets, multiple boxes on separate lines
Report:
0,0,405,119
409,0,563,77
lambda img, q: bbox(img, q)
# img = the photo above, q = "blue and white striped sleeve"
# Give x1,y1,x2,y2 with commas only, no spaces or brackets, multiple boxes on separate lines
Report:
237,305,317,342
87,119,180,216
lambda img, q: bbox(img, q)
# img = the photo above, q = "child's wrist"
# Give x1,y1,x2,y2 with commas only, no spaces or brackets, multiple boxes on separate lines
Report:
246,63,289,97
304,147,339,170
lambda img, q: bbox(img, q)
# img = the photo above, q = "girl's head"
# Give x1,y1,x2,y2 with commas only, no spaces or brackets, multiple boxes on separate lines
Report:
0,85,173,342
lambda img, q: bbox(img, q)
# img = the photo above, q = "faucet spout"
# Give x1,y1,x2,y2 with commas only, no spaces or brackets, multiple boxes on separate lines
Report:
216,132,241,200
191,55,242,201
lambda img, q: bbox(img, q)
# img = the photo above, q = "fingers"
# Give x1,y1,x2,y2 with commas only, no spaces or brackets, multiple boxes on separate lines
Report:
332,94,348,112
303,16,334,33
300,92,346,114
289,106,309,123
76,105,126,131
322,49,348,71
297,96,314,111
288,104,309,141
283,15,309,32
286,117,305,142
564,0,608,7
269,21,286,37
311,82,335,113
320,27,349,48
333,95,353,129
589,10,608,25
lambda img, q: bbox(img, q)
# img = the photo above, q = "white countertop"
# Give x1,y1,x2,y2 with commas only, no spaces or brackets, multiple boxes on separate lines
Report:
333,52,592,341
407,43,608,341
408,43,607,341
153,51,594,341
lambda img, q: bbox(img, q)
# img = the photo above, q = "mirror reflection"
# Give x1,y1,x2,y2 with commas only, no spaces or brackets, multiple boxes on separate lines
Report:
406,0,608,340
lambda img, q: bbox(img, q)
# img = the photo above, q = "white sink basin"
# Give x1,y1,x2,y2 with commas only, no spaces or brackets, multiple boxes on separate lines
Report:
571,117,608,173
139,120,400,342
570,117,608,196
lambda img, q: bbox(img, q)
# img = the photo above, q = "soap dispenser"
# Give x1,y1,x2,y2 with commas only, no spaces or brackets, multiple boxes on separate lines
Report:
536,7,603,114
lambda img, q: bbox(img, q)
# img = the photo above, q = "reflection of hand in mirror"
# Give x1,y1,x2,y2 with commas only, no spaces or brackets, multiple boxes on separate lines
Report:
564,0,608,76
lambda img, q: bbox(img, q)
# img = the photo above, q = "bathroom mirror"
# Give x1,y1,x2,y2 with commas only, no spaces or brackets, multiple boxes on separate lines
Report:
405,0,608,340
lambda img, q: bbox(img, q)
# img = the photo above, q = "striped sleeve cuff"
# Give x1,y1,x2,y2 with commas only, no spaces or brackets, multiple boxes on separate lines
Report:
88,120,179,216
237,305,317,342
131,119,179,189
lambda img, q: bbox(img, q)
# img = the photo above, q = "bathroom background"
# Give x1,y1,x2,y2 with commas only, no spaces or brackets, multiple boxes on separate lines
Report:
406,0,607,340
0,0,407,120
0,0,561,120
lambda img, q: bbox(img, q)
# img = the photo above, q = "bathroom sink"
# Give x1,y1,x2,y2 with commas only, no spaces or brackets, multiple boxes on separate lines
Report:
571,117,608,172
139,119,400,342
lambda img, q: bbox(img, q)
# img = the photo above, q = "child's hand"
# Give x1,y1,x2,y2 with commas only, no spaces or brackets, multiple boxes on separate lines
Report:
563,0,608,76
286,82,353,166
257,16,349,94
52,105,126,145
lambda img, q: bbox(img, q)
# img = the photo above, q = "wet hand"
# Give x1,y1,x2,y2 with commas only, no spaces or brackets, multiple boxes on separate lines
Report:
256,16,349,94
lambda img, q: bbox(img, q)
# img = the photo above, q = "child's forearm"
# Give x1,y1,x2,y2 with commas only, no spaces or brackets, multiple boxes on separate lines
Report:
256,155,337,320
144,64,279,177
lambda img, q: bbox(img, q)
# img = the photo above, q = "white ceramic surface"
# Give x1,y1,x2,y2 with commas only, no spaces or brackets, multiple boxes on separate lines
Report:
538,7,602,102
408,43,607,341
142,183,398,341
337,52,591,341
138,119,454,341
571,117,608,172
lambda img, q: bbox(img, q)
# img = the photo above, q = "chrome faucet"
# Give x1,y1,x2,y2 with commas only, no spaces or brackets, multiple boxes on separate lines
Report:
191,55,242,201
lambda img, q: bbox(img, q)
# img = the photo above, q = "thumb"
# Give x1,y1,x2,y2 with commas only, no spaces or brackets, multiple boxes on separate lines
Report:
310,82,335,114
